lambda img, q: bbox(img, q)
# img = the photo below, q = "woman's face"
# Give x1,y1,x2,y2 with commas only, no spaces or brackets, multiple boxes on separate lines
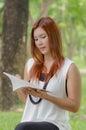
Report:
33,27,50,56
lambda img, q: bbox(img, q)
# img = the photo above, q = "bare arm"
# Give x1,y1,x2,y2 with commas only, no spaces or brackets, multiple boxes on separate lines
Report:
43,63,81,112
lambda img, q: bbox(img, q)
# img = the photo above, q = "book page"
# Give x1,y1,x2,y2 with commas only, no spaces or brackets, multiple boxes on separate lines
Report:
3,72,49,92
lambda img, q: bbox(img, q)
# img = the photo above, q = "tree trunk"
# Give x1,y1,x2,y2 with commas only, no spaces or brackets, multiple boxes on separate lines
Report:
0,0,29,110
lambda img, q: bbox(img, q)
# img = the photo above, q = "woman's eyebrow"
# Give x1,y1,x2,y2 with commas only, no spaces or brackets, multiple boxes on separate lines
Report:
39,33,46,36
34,33,46,38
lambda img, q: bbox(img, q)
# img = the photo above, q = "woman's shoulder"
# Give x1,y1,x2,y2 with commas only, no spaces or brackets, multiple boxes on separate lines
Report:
64,57,81,78
64,57,78,69
27,58,34,65
60,57,76,75
64,57,73,64
62,57,73,70
67,61,80,75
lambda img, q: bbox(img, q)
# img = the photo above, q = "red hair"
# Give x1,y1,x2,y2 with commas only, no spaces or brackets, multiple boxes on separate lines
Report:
29,17,64,82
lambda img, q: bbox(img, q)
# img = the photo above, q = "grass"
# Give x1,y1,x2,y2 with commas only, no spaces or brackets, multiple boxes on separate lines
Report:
0,112,22,130
0,74,86,130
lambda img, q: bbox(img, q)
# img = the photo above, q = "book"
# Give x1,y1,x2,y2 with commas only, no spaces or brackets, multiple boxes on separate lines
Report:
3,72,48,92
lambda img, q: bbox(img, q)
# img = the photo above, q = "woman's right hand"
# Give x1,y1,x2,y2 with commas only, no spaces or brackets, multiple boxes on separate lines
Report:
15,74,21,79
15,74,28,103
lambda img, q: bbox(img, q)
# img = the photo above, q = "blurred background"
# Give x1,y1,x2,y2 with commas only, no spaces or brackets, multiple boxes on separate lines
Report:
0,0,86,130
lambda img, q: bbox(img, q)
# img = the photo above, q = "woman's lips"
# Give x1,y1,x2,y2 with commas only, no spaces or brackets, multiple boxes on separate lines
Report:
39,47,45,51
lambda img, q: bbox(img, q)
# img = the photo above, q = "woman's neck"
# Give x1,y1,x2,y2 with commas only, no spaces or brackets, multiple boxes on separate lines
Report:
44,54,54,62
44,55,55,73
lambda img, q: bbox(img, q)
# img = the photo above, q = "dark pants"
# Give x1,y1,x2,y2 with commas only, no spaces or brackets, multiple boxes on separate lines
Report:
15,121,59,130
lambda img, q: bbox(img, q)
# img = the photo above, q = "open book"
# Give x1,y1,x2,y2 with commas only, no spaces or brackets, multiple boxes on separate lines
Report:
3,72,48,92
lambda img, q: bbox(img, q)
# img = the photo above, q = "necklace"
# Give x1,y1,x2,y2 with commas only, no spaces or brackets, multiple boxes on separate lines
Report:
29,81,48,104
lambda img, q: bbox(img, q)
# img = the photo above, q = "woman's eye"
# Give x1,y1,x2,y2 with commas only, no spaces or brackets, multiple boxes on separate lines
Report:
34,38,38,41
41,35,46,39
34,35,47,41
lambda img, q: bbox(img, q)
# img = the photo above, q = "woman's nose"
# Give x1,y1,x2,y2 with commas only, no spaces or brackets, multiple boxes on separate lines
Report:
37,38,42,45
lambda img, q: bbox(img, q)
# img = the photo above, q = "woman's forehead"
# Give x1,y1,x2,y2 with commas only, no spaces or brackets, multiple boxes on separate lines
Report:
34,27,47,37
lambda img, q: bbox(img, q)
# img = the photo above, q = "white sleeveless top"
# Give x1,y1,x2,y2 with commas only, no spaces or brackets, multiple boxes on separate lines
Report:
21,58,73,130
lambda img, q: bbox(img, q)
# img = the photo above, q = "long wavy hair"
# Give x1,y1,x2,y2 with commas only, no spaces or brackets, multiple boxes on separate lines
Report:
29,17,64,82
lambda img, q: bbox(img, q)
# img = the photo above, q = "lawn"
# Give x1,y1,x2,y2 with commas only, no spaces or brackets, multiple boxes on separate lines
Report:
0,74,86,130
0,112,22,130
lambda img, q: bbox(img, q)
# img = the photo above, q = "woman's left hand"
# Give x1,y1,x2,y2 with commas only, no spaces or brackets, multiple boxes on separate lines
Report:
26,88,47,99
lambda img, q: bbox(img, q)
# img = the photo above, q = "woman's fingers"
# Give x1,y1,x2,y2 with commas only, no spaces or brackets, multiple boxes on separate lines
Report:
15,74,21,79
21,87,47,98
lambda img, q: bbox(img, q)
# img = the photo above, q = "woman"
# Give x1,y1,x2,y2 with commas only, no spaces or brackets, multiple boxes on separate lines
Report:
15,17,81,130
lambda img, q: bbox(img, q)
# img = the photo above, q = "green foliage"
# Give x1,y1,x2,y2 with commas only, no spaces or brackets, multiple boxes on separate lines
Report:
29,0,43,20
0,0,4,3
72,56,86,68
28,0,86,62
1,0,85,62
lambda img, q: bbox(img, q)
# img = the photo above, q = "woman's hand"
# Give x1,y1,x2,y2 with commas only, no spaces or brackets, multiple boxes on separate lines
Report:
26,88,47,99
15,74,21,79
15,74,29,103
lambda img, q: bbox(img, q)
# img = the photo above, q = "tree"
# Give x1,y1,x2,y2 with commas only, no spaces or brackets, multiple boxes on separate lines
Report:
0,0,29,110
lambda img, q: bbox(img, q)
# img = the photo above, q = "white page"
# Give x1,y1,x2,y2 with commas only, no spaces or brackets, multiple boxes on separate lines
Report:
3,72,50,92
